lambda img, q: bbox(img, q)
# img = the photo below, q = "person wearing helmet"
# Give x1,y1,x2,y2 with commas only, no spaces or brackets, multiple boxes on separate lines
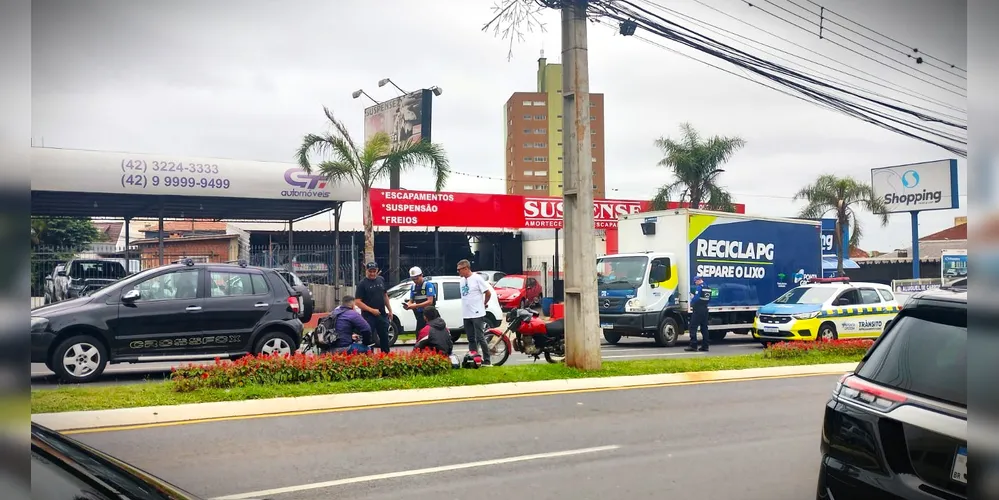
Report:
403,266,437,335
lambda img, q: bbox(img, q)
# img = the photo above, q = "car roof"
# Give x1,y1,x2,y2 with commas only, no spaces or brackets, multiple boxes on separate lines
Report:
908,287,967,308
799,281,891,289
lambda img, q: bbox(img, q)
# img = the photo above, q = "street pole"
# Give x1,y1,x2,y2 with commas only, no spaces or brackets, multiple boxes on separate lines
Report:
561,0,600,370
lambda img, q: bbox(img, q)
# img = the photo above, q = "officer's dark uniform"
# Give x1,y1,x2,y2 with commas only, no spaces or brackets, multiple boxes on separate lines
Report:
686,277,711,351
409,279,437,333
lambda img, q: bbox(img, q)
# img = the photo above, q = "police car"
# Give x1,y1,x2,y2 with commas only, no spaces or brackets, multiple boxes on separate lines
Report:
752,277,900,344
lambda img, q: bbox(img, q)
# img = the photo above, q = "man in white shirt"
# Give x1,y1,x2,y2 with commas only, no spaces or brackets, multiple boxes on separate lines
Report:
456,259,492,366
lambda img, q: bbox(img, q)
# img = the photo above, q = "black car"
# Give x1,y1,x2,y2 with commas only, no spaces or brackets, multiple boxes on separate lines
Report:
273,268,315,323
817,287,967,499
32,422,270,499
63,259,130,299
31,259,304,383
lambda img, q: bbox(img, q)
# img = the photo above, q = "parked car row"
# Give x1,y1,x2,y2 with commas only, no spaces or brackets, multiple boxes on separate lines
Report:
386,275,503,344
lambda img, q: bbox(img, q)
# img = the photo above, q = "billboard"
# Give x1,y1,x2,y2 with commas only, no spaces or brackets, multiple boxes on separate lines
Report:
29,147,362,201
368,188,746,229
941,249,967,285
871,159,960,213
363,89,434,149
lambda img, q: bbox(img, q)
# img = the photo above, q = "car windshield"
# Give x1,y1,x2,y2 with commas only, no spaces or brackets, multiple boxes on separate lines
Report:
387,281,413,299
773,286,837,304
494,276,524,289
596,256,648,289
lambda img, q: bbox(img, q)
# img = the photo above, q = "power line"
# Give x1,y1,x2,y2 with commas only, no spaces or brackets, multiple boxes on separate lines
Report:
679,0,965,114
635,0,966,121
748,0,966,96
802,0,965,72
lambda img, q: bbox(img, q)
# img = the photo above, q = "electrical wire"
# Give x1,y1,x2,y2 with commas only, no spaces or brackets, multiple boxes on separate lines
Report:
633,0,966,121
802,0,965,73
583,0,966,156
750,0,966,95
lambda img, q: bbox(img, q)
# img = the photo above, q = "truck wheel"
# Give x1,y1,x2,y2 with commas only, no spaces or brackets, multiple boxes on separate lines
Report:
654,317,680,347
709,331,727,342
603,331,621,344
818,322,838,341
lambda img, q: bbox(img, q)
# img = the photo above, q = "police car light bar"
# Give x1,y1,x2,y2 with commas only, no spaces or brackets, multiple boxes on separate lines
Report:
807,277,850,284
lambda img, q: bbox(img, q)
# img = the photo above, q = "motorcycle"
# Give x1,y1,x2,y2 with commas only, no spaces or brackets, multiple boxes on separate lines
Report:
484,308,566,366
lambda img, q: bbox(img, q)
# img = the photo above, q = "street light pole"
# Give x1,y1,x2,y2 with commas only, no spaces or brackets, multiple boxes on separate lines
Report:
561,0,600,370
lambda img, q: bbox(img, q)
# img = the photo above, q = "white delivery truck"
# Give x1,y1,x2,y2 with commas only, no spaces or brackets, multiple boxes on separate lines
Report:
597,209,823,346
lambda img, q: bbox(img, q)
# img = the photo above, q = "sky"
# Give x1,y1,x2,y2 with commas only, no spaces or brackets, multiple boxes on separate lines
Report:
31,0,967,252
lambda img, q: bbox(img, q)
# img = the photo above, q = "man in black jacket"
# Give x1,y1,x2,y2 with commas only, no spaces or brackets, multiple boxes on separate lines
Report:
414,306,453,355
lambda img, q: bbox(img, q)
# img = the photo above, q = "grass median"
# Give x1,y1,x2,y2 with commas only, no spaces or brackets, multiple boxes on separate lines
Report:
31,350,859,414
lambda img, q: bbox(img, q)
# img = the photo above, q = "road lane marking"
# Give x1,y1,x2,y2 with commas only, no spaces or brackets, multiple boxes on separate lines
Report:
60,371,845,435
210,445,621,499
602,352,694,359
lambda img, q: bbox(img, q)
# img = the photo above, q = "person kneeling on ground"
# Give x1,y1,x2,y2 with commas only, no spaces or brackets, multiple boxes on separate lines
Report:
413,306,453,356
326,295,373,354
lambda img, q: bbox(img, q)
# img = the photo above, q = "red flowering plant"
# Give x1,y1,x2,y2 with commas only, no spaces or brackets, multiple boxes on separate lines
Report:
171,348,451,392
762,338,874,360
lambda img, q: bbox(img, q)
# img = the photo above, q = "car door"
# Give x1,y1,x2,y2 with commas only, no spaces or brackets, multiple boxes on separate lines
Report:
112,268,204,356
525,277,540,304
856,287,888,338
198,268,270,353
830,288,863,337
437,280,464,329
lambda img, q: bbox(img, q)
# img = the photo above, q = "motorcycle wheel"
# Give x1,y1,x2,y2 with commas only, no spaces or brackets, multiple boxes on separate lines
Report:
544,342,566,364
484,330,511,366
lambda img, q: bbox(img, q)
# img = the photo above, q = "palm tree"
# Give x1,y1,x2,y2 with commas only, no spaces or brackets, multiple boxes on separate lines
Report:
794,174,889,275
650,122,745,211
296,107,450,266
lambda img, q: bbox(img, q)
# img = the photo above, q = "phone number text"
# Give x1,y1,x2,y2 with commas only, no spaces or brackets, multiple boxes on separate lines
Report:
121,174,231,190
121,159,221,175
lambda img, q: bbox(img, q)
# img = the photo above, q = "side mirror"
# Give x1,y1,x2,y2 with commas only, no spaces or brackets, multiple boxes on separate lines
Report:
56,270,67,277
122,289,141,302
44,276,52,281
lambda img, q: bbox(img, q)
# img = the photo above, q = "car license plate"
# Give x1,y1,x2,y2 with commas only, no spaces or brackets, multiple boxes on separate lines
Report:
600,323,613,330
762,325,779,333
951,446,967,484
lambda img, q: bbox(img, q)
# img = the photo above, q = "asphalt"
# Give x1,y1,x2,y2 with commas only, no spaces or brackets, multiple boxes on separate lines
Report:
31,335,764,388
70,374,837,500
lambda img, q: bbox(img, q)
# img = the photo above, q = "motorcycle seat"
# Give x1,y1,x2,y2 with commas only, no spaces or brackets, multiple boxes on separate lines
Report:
545,319,565,337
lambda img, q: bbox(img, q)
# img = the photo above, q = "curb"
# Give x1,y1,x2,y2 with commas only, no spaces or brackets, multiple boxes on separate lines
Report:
32,362,856,433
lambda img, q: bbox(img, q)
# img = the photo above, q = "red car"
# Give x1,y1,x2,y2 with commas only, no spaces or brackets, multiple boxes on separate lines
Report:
493,274,543,310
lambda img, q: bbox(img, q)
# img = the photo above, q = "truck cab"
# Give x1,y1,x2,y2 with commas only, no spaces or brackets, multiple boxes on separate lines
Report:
597,251,681,345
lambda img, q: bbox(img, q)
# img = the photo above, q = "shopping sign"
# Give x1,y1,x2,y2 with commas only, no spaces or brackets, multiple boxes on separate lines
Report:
369,189,745,229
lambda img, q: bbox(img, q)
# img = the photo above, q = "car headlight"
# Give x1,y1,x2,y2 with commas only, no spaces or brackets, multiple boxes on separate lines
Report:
30,317,49,333
792,311,820,320
625,298,643,312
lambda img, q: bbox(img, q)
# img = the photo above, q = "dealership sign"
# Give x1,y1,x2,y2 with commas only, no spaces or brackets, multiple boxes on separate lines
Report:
871,159,959,213
369,189,745,229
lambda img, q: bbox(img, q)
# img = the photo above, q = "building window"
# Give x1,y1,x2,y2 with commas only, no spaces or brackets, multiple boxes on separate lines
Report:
558,169,563,173
523,129,531,134
591,130,596,134
592,143,596,148
535,115,546,120
557,128,562,132
524,157,533,162
524,185,535,190
539,142,547,147
534,170,547,176
557,142,562,146
591,157,596,162
534,129,546,134
539,184,548,190
535,156,546,162
558,183,563,188
523,101,532,106
524,171,534,176
524,115,532,120
532,101,545,106
557,115,562,118
557,157,562,161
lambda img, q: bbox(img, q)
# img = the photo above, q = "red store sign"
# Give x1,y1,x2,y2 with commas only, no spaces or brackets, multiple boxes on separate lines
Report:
369,189,745,229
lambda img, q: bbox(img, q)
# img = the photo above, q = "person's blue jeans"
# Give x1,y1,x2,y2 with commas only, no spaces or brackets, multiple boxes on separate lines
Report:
363,312,391,353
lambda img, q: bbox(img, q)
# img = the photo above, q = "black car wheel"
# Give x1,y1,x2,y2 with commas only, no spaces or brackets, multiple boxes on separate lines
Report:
254,330,295,357
388,318,401,346
51,335,108,384
603,331,622,344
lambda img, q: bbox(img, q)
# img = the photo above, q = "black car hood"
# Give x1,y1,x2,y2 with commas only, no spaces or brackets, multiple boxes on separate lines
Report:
31,296,96,315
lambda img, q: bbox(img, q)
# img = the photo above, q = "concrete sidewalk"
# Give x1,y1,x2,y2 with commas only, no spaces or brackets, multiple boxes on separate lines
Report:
32,362,856,432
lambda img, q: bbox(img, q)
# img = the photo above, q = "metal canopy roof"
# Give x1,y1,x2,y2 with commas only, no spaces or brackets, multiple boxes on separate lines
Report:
31,191,340,222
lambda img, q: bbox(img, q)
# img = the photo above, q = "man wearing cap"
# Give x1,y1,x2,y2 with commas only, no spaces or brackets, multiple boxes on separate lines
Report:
403,266,437,335
685,275,712,352
354,261,393,353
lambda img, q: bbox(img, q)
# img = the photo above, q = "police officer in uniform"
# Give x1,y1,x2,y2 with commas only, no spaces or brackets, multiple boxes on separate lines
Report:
685,275,711,352
403,266,437,334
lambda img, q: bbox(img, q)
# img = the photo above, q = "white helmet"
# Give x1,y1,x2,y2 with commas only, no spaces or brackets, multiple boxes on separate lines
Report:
409,266,423,278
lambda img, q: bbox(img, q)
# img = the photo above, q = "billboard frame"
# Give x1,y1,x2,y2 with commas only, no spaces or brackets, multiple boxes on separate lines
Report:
363,89,434,149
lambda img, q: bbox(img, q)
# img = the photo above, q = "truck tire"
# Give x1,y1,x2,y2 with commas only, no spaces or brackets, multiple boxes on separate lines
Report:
603,331,621,344
654,317,680,347
709,331,727,342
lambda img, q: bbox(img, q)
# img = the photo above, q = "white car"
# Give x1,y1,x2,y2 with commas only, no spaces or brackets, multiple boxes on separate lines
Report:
387,275,504,345
476,270,506,286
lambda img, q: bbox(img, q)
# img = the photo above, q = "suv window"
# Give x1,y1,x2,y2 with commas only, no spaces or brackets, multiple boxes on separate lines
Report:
251,273,270,294
442,282,461,300
859,288,882,304
877,289,895,302
856,307,967,407
210,271,255,297
130,270,200,301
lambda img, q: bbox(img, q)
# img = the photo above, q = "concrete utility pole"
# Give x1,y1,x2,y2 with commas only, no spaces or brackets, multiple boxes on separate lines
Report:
561,0,601,370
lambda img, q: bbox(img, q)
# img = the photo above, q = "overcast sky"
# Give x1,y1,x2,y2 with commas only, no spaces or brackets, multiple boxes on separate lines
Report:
31,0,967,252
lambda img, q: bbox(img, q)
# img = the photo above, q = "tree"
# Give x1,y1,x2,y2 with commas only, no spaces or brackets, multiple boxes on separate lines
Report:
30,217,101,249
794,175,889,275
650,123,745,212
296,107,450,266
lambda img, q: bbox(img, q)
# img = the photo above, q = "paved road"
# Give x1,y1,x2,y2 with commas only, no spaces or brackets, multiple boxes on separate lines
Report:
31,335,763,388
70,374,836,499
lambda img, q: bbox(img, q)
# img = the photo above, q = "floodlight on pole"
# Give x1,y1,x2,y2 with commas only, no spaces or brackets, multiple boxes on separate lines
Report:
377,78,408,95
430,86,443,96
351,89,380,104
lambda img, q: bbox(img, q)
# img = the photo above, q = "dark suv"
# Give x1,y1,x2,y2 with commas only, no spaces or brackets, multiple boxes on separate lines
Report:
31,259,304,383
816,287,967,499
